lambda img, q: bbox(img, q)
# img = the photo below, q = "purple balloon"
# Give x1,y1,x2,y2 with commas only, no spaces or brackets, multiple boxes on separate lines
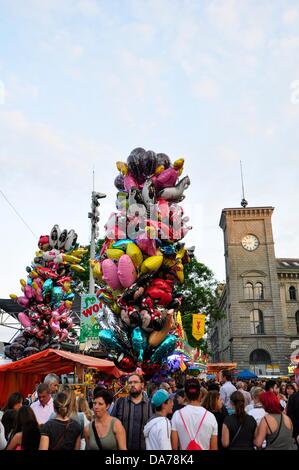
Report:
114,174,125,190
156,153,171,169
127,147,146,183
140,150,157,178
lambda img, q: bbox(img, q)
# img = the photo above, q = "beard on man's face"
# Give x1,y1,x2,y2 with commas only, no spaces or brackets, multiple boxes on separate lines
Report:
129,389,142,398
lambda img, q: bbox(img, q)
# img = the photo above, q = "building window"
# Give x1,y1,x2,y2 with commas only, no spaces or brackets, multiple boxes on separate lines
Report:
249,349,271,376
250,309,265,335
296,311,299,335
289,286,297,301
254,282,264,300
249,349,271,364
245,282,254,299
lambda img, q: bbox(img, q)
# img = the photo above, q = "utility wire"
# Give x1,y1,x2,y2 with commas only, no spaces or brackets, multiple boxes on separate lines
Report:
0,189,38,239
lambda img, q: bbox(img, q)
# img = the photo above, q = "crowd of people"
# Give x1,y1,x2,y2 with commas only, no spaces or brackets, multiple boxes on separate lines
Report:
0,370,298,451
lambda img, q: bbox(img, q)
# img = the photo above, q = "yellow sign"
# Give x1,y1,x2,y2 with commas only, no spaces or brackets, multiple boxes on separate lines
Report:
192,314,205,341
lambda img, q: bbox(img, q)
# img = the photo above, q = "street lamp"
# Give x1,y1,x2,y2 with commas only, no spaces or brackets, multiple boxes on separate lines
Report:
88,191,106,294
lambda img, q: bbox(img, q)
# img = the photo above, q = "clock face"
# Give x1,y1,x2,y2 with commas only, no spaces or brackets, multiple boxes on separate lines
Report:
242,234,259,251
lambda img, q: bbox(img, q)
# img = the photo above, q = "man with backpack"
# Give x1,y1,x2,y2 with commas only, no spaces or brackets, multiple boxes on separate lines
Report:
171,378,218,450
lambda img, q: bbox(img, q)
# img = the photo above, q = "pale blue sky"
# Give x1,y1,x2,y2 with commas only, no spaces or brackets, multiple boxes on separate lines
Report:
1,1,299,341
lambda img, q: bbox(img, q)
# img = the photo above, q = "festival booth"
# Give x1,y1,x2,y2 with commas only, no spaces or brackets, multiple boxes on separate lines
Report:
207,363,237,382
0,348,121,408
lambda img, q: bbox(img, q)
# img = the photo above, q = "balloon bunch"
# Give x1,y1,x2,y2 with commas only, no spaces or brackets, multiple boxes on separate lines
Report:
5,225,87,360
92,148,194,374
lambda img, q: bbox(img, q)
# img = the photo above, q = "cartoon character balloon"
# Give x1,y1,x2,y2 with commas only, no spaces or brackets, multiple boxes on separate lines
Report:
93,148,194,375
6,224,85,360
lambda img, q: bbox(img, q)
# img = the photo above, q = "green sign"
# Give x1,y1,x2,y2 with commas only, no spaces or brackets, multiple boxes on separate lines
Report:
79,294,102,346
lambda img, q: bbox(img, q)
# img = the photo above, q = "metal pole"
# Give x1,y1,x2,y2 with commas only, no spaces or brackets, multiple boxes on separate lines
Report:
89,204,96,294
88,178,106,294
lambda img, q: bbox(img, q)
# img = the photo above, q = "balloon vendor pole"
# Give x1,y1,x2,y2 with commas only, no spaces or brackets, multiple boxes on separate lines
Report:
88,171,106,294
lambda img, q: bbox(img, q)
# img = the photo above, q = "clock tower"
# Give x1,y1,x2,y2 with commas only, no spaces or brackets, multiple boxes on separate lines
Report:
218,206,291,375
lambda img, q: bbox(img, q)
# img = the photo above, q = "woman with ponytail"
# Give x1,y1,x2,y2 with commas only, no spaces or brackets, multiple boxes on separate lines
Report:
39,392,81,450
222,391,257,450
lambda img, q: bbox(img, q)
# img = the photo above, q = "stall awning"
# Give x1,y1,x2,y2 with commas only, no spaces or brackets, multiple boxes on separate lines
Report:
0,349,121,407
0,348,121,376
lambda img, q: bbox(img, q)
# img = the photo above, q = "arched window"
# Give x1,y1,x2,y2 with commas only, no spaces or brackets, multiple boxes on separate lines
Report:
245,282,254,300
250,309,264,335
254,282,264,300
296,311,299,335
249,349,271,364
289,286,297,301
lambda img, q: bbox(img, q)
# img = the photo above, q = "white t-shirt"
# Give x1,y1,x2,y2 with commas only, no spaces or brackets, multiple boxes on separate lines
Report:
171,405,218,450
247,407,266,425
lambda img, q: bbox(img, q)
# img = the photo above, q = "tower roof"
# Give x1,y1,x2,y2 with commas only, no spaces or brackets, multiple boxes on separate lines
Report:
219,206,274,229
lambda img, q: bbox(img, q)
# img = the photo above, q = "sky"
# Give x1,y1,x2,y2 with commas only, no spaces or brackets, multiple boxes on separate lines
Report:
1,0,299,341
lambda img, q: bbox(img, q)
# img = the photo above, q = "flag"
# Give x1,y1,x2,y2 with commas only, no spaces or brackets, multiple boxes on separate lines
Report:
192,314,205,340
180,355,187,372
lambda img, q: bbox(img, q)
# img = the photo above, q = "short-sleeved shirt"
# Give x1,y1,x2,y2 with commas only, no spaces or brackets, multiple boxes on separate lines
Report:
40,418,81,450
224,414,257,450
171,405,218,450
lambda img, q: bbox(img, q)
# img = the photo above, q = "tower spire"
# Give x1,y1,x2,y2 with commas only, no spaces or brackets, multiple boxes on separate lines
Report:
240,160,248,208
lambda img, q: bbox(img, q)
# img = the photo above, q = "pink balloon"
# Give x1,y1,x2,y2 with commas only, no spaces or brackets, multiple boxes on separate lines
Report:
18,312,32,328
124,174,139,191
59,329,69,341
51,311,60,321
35,288,43,303
49,318,60,334
102,259,122,290
17,296,30,308
118,254,137,288
154,167,178,191
24,285,34,299
135,235,157,256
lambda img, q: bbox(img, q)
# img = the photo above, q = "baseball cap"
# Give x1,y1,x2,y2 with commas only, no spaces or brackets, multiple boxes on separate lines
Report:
151,389,170,408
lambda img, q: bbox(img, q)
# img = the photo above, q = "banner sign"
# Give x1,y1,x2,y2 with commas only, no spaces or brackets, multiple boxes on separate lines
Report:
192,314,205,341
79,294,102,350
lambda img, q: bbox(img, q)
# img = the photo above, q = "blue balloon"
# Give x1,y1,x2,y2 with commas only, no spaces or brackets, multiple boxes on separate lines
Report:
26,277,33,286
112,239,135,250
63,292,75,301
99,329,123,353
150,335,177,364
132,327,147,362
51,286,63,306
43,279,53,295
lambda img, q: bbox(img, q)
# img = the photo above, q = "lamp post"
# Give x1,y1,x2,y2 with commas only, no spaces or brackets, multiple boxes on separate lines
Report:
88,191,106,294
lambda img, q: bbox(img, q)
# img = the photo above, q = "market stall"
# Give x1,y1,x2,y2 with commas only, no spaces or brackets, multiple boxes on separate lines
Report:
0,348,122,408
207,362,237,381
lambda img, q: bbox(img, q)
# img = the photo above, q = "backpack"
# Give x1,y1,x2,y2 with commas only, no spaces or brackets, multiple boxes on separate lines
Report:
179,409,208,450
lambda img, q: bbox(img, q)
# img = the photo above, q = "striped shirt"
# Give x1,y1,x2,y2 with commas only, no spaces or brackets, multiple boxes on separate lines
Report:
111,394,153,450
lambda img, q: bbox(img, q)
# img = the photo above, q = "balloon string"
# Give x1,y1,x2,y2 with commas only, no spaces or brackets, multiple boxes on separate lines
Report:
113,384,127,398
0,189,38,239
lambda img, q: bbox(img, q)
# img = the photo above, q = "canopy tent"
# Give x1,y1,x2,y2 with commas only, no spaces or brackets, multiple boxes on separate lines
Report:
0,348,121,408
237,368,258,380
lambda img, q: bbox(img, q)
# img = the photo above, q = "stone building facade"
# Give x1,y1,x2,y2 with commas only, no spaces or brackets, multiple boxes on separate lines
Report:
208,206,299,376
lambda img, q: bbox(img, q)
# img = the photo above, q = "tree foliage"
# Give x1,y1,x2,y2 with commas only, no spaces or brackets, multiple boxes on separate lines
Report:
177,257,223,352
